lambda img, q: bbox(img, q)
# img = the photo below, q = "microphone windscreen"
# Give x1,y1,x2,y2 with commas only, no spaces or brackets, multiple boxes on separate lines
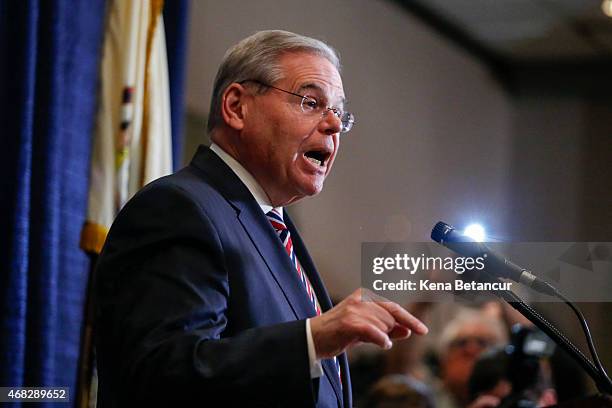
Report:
431,221,451,243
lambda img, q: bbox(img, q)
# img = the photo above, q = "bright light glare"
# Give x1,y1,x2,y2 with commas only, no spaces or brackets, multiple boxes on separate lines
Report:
464,224,486,242
603,0,612,17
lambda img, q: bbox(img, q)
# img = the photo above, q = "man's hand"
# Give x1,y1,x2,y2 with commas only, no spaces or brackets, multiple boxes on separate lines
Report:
309,288,428,359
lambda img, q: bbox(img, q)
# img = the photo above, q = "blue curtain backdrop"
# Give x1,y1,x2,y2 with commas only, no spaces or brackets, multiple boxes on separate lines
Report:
0,0,107,403
0,0,189,403
164,0,190,170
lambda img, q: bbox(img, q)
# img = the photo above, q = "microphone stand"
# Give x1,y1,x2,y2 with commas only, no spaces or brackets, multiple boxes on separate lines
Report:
497,290,608,392
478,272,612,398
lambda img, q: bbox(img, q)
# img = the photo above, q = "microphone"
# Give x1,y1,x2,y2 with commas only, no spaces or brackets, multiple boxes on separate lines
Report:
431,221,557,296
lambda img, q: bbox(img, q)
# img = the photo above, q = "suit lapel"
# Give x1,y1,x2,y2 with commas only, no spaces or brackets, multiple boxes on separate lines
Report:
190,146,316,322
235,205,317,321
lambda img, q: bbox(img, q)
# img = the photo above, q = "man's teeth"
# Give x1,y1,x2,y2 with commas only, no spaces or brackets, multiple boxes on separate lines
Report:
306,156,322,166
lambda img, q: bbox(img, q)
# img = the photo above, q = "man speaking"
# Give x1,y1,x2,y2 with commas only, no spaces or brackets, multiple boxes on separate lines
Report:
94,30,428,407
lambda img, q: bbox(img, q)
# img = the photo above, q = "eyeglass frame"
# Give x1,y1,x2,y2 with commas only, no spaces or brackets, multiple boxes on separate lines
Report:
238,79,355,133
448,336,496,351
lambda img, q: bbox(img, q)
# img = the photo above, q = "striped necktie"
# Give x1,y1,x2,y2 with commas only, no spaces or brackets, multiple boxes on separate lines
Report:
266,208,343,388
266,208,321,315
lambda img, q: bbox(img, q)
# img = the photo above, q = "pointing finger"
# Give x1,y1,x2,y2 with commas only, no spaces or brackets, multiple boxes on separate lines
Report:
377,301,428,335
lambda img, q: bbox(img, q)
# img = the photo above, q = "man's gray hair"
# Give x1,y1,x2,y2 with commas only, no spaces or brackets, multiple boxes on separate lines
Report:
207,30,341,133
437,308,508,357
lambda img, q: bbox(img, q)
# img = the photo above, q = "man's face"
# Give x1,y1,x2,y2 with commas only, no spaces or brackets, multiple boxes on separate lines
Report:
237,52,345,206
442,323,501,402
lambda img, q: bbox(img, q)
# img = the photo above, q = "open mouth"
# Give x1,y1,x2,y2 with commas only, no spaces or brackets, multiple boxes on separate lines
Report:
303,150,330,167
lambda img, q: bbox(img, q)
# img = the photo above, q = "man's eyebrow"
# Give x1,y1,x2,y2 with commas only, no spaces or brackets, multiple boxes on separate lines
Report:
297,83,347,105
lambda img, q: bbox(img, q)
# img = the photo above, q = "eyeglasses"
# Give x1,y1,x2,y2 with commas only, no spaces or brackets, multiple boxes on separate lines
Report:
240,79,355,133
449,336,495,350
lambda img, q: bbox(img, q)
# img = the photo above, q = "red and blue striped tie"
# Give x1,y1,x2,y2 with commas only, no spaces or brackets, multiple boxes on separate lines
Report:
266,208,342,387
266,208,321,315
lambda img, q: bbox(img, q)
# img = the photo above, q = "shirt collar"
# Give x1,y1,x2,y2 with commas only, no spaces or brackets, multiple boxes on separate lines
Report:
210,143,282,218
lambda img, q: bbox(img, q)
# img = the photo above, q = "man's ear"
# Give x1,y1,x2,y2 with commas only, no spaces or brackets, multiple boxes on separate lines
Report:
221,83,248,131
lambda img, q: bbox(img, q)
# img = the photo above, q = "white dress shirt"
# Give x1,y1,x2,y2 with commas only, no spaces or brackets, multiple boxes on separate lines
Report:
210,143,323,378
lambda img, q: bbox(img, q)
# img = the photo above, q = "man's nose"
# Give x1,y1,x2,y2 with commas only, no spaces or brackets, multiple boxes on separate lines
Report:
318,109,342,135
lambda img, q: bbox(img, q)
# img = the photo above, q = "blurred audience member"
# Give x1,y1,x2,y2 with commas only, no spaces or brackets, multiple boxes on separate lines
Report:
468,326,557,408
434,308,508,408
468,348,512,408
353,304,509,407
364,374,435,408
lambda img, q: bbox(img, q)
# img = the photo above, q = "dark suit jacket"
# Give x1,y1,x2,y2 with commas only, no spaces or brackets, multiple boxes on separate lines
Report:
94,145,352,407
